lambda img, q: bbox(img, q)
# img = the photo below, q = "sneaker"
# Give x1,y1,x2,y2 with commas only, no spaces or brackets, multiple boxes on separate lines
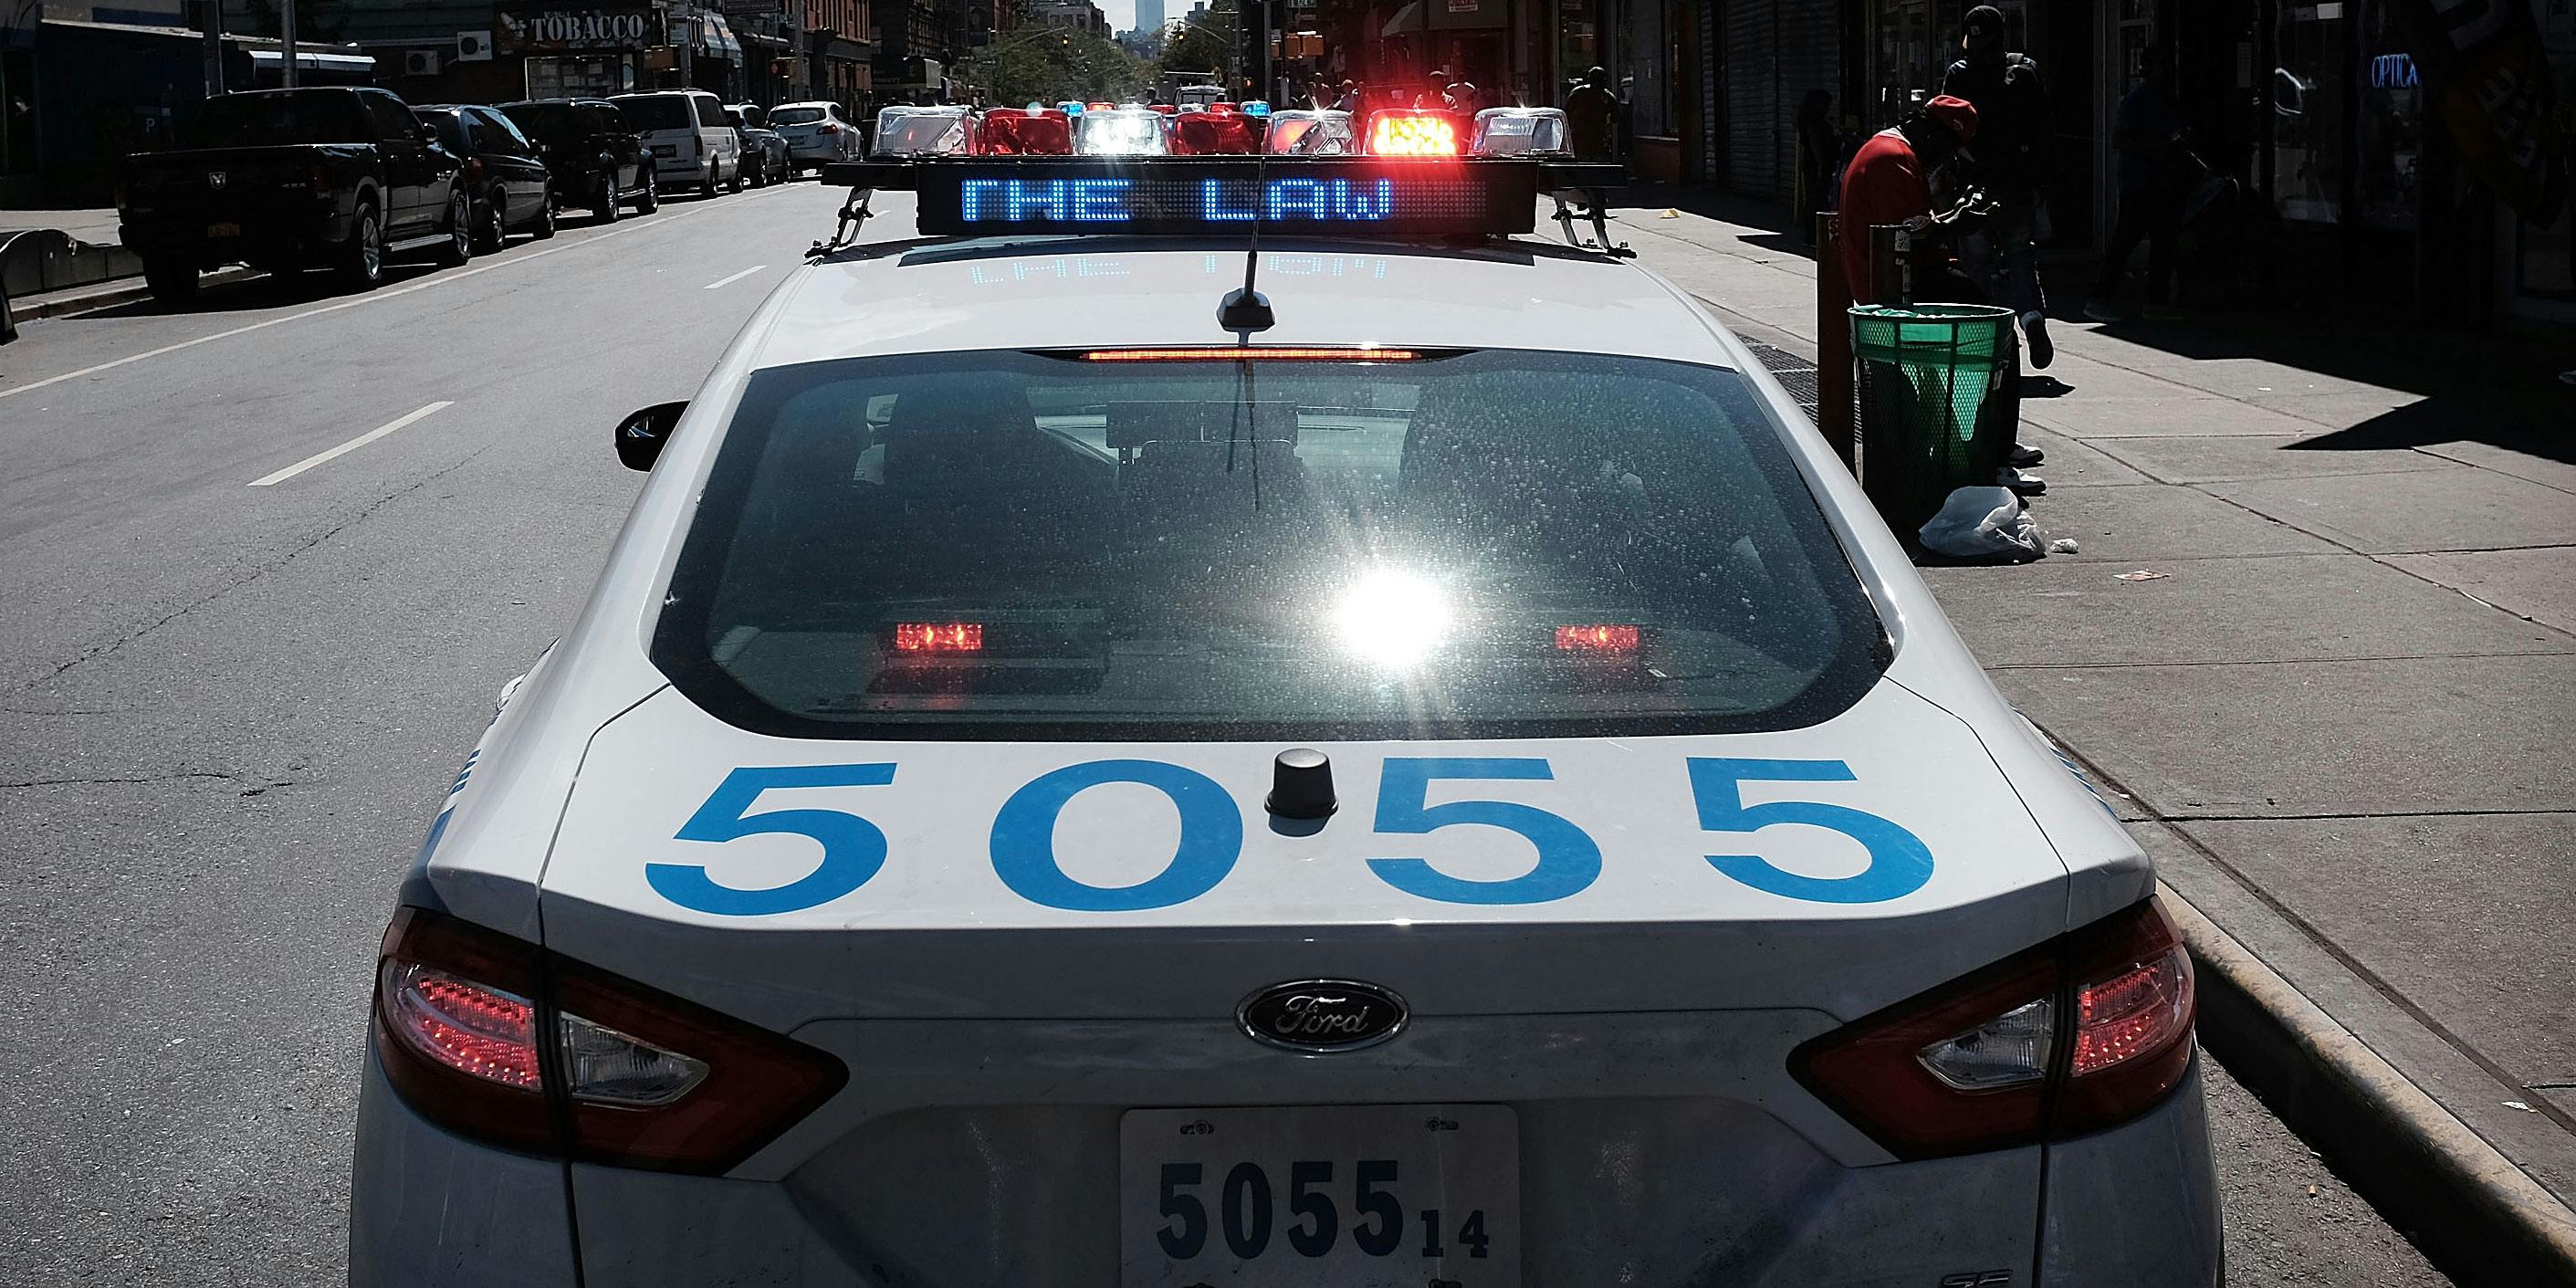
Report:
2023,313,2054,369
2082,298,2126,323
2006,442,2046,467
1996,466,2047,495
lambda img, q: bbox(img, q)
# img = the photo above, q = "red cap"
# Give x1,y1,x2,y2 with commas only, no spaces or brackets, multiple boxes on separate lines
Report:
1922,94,1979,145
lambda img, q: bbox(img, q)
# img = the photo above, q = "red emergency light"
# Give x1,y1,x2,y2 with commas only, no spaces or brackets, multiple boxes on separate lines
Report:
1170,110,1263,154
1554,624,1641,653
1364,110,1463,157
893,623,985,653
976,108,1073,155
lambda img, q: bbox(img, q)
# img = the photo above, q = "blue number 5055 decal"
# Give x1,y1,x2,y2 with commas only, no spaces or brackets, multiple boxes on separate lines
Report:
1687,758,1932,904
990,759,1243,911
1368,758,1601,905
649,763,895,916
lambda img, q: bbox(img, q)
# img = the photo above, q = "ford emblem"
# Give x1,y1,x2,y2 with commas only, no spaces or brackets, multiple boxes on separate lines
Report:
1238,979,1408,1053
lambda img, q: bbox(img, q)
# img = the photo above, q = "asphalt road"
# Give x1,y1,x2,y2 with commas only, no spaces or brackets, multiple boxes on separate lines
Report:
0,180,2448,1285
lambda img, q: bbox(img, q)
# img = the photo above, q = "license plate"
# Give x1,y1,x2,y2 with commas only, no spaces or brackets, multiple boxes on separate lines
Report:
651,144,678,157
1120,1105,1519,1287
206,222,240,237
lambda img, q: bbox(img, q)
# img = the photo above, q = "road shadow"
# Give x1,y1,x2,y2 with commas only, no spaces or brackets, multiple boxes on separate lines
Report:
80,263,444,319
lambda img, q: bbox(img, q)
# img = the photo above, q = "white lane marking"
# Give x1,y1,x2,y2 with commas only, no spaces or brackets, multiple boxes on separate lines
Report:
701,265,769,290
0,191,764,403
248,402,453,487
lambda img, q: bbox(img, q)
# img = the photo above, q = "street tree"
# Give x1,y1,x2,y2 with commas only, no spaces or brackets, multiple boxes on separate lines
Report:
957,27,1149,106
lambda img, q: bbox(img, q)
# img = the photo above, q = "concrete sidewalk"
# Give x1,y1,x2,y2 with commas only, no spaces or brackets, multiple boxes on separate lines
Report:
1612,194,2576,1274
0,206,122,244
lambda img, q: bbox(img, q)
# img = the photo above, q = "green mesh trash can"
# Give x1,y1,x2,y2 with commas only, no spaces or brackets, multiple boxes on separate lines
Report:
1848,302,2019,535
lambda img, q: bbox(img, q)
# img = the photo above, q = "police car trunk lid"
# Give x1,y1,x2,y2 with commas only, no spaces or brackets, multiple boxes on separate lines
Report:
538,675,2069,1031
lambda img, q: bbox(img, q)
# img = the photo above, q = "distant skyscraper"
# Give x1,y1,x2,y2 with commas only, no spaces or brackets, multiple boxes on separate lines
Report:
1134,0,1166,36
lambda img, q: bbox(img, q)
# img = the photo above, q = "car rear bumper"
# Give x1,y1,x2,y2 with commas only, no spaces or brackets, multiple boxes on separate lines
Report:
347,1046,2221,1287
784,141,847,162
120,204,352,265
653,157,712,182
2038,1054,2224,1287
348,1048,576,1287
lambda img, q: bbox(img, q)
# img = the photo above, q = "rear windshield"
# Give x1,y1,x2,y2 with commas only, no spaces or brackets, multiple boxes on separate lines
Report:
498,102,580,140
653,349,1887,740
769,107,828,126
180,92,371,147
613,96,696,131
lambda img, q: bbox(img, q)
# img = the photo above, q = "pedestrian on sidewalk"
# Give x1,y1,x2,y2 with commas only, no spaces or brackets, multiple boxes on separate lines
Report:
1565,67,1618,162
2087,45,2191,321
1941,5,2057,368
1833,95,1979,306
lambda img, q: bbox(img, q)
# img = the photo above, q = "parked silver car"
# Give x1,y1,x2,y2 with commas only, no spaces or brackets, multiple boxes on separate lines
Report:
765,100,864,173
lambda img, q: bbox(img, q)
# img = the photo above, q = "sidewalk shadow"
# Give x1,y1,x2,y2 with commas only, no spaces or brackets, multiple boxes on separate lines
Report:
2086,311,2572,466
1605,183,1819,257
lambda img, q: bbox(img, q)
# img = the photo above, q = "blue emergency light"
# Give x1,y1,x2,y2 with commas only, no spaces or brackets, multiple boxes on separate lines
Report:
820,158,1621,237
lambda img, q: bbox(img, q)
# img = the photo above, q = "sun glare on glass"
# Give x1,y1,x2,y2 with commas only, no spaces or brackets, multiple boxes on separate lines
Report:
1333,569,1450,667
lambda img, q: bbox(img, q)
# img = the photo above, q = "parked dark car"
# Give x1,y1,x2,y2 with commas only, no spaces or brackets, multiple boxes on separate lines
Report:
118,87,468,300
725,104,791,186
496,98,659,223
416,104,556,252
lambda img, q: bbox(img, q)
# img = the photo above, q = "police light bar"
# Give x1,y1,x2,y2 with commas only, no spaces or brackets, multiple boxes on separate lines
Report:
873,104,973,157
979,107,1073,155
1471,107,1573,157
826,158,1544,236
1263,110,1356,155
1364,109,1466,157
1074,108,1170,156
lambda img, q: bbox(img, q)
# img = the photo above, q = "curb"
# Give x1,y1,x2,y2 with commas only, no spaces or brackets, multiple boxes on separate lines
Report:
5,267,262,326
2164,885,2576,1287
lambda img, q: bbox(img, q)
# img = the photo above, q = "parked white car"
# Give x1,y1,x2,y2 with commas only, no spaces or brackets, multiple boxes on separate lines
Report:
608,89,740,197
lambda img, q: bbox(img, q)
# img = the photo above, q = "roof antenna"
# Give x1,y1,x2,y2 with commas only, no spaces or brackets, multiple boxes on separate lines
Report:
1217,144,1276,334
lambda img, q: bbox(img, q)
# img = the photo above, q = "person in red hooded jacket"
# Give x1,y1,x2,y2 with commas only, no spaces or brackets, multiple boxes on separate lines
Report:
1834,95,1979,306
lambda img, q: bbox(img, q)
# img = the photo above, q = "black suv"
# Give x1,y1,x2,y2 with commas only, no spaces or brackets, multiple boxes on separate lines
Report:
416,105,558,252
495,99,658,223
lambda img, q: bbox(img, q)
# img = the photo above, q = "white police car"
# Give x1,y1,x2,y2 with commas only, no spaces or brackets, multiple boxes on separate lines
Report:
351,114,2221,1287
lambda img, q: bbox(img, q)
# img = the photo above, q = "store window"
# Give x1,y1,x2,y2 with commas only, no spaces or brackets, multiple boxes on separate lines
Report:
2355,2,2421,231
2272,2,2346,223
527,56,635,99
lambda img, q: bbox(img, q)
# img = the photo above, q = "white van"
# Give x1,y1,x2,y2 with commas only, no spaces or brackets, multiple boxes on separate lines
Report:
608,90,741,197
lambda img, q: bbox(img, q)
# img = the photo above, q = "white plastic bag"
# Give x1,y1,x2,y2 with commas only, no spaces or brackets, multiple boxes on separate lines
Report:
1920,486,2044,560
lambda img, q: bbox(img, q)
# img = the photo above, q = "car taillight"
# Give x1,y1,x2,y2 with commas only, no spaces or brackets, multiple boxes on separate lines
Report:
1790,897,2196,1159
691,137,704,157
465,157,484,183
893,622,984,652
371,907,845,1172
1365,110,1463,156
818,122,840,134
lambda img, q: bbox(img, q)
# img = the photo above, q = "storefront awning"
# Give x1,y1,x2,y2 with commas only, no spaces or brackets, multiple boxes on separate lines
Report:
1380,1,1424,37
699,14,742,60
246,48,380,75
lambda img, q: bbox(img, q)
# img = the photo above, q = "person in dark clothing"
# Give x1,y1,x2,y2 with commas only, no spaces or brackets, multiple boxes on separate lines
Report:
1834,95,1979,306
2087,45,2191,319
1794,90,1839,243
1565,66,1618,161
1941,5,2056,367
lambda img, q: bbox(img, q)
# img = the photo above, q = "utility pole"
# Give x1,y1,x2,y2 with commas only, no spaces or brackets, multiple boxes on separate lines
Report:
280,0,298,87
675,2,696,90
201,0,226,95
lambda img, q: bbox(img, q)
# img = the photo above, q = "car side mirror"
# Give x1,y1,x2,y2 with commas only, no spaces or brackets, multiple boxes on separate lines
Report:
616,401,686,471
419,123,439,143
